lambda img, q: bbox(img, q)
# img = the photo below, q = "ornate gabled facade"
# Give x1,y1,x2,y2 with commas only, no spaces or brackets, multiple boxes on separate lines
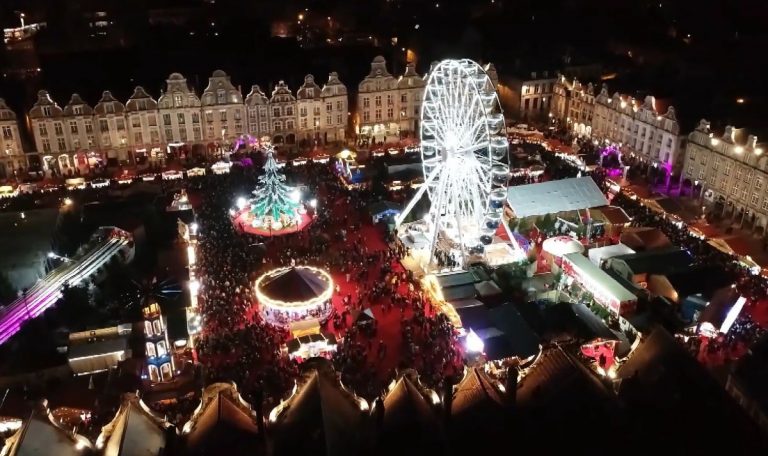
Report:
29,90,73,173
245,85,270,139
158,73,203,153
357,55,405,144
682,121,768,232
0,98,25,178
269,80,297,146
593,85,682,183
125,86,163,163
201,70,245,148
550,75,595,135
142,302,174,383
296,72,348,146
93,91,129,164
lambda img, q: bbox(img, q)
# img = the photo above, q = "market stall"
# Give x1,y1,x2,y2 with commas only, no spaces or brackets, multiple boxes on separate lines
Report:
256,266,334,327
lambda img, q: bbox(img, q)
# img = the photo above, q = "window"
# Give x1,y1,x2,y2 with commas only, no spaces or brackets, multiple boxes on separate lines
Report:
363,97,370,108
375,96,382,107
217,89,226,104
192,113,200,124
401,94,408,103
156,341,167,358
286,106,294,116
286,120,294,130
179,129,187,142
387,95,393,106
387,108,393,119
42,106,52,116
148,115,157,127
102,135,111,146
326,115,332,125
88,136,95,147
336,101,343,111
134,132,143,144
524,99,530,111
99,119,109,132
54,123,63,135
731,183,739,196
42,138,51,152
173,93,183,107
207,126,214,139
757,178,764,190
194,127,201,141
336,114,342,125
274,121,282,132
752,193,760,206
736,168,744,181
205,111,213,123
313,106,320,116
724,161,733,176
144,321,153,337
116,119,125,130
146,342,157,358
73,106,83,116
165,128,173,140
148,365,160,383
260,122,267,133
307,88,314,98
160,363,173,381
273,107,281,117
363,111,370,122
177,113,185,124
234,110,241,121
375,109,381,121
163,114,171,125
2,126,12,139
300,107,307,117
220,110,227,122
763,198,768,211
131,117,141,128
326,102,332,113
57,137,66,150
688,150,696,161
300,118,308,129
151,130,159,144
533,98,539,110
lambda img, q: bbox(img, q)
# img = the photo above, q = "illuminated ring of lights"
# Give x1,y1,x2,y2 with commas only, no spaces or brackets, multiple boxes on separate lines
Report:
418,59,509,248
254,266,334,313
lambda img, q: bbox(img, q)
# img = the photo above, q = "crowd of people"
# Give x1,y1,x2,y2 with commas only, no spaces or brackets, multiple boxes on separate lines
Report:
184,155,464,407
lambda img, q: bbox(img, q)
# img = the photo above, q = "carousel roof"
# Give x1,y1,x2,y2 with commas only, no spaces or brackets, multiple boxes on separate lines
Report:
258,267,331,303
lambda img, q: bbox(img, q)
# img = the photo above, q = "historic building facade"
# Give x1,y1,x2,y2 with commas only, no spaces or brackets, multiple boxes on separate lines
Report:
357,56,425,145
550,76,595,135
506,70,557,122
245,85,270,139
268,80,298,146
0,98,24,179
125,86,163,164
200,69,245,152
682,121,768,232
592,85,682,184
296,72,348,146
93,91,129,165
28,90,73,174
157,72,203,157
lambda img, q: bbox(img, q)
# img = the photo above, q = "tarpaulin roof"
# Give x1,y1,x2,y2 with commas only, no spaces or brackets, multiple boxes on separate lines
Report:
506,177,608,218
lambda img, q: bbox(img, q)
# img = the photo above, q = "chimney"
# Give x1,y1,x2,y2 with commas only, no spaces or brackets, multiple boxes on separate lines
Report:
723,125,735,143
505,367,518,408
747,135,758,150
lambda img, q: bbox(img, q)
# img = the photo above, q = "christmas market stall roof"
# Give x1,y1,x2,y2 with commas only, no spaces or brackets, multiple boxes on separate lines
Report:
619,227,673,251
268,364,369,456
258,267,331,303
367,201,402,217
449,367,509,452
505,177,608,218
96,393,172,456
286,333,337,353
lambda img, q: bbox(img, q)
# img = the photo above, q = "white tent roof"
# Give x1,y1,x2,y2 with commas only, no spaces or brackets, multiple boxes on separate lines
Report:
542,236,584,257
506,177,608,218
563,253,637,304
588,243,636,267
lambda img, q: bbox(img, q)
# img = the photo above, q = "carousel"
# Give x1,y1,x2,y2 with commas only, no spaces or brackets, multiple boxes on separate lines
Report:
230,146,315,236
255,266,334,329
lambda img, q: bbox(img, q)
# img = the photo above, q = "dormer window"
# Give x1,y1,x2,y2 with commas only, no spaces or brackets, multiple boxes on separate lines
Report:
42,106,52,116
217,89,226,104
106,103,114,114
307,88,314,98
73,106,83,115
173,93,183,107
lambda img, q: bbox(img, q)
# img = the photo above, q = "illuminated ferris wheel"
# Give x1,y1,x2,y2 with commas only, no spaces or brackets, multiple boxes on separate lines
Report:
397,59,509,268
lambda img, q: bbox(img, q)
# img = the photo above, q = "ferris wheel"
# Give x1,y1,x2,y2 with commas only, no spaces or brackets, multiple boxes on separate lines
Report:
396,59,509,268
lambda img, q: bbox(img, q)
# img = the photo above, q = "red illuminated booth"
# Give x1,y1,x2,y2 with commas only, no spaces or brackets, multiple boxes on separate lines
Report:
562,252,637,316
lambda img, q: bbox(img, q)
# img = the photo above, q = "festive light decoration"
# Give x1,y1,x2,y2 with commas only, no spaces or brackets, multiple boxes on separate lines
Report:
255,266,334,326
396,59,510,267
251,148,300,221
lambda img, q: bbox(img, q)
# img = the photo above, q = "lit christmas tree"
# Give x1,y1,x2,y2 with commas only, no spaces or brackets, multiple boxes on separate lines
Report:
250,148,300,224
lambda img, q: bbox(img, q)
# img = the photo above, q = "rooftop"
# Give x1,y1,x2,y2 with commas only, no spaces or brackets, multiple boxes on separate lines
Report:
506,177,608,218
